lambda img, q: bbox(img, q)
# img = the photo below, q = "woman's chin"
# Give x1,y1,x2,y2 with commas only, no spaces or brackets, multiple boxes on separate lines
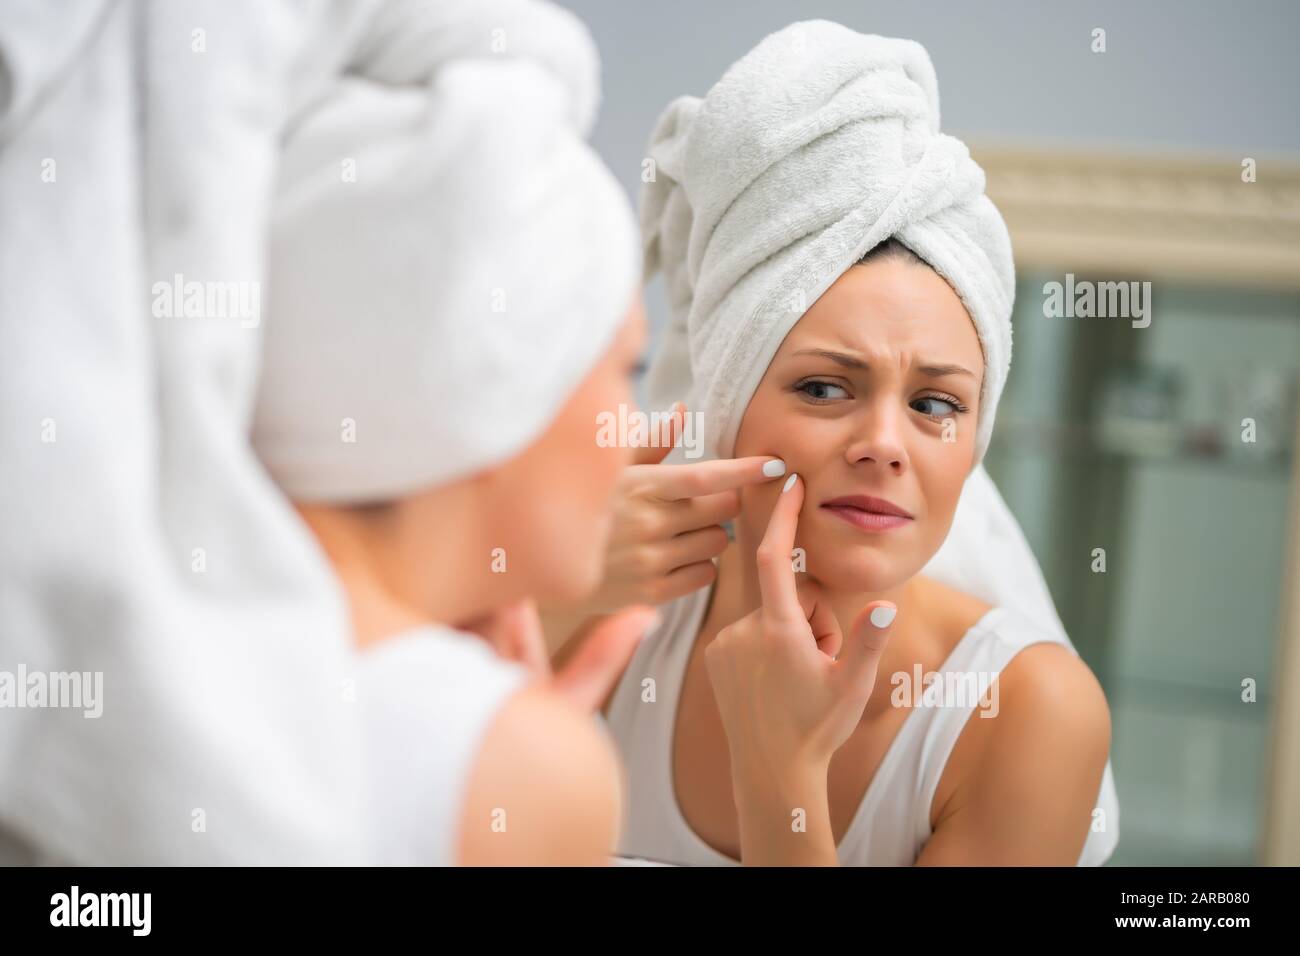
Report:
803,549,907,594
547,555,607,607
800,514,916,589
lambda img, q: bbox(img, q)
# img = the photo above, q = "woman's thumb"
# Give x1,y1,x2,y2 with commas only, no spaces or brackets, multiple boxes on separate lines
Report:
461,599,549,673
838,601,897,693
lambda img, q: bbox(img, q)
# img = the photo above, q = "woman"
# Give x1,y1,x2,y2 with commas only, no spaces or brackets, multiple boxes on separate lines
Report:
251,2,657,865
561,22,1119,865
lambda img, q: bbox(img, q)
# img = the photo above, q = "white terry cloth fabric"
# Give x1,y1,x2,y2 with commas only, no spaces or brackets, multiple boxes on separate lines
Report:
605,586,1120,866
641,20,1015,466
920,464,1069,640
252,29,640,502
0,0,372,866
0,0,609,865
356,626,530,866
639,20,1070,640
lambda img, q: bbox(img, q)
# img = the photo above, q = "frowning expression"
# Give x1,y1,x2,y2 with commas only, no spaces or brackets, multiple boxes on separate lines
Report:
733,255,984,592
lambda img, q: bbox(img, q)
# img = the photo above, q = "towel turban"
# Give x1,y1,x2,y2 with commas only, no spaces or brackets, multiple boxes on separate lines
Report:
252,1,640,503
641,20,1016,464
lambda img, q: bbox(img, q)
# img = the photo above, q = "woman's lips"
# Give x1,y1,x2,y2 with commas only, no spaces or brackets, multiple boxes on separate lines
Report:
820,495,914,533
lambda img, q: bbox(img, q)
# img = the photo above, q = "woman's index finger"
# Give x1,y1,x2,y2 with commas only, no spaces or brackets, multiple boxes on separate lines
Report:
652,455,786,501
756,473,805,618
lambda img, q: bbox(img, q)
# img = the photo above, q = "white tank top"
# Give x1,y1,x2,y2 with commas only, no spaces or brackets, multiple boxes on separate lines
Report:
354,625,530,865
604,585,1120,866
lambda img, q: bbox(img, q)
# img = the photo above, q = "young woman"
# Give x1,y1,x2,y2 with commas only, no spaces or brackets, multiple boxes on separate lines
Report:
251,7,659,865
552,22,1119,865
606,241,1114,866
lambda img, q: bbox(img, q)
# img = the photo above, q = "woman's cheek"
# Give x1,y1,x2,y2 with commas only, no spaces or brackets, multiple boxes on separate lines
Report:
571,379,635,566
540,460,610,600
914,444,970,549
735,480,777,544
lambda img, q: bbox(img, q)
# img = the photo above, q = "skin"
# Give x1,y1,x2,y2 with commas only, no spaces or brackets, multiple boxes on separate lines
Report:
574,257,1112,865
539,408,787,652
298,295,657,866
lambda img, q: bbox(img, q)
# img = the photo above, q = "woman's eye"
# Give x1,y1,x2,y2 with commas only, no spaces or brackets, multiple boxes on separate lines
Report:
911,396,957,419
795,379,850,402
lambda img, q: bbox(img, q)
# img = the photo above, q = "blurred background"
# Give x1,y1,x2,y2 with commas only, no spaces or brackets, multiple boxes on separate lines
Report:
559,0,1300,865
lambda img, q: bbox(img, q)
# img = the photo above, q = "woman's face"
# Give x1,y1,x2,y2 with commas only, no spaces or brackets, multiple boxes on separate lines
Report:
732,256,983,593
482,294,649,605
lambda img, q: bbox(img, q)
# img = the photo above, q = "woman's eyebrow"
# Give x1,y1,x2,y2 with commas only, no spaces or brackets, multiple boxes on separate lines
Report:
917,363,977,379
790,347,866,369
791,348,975,379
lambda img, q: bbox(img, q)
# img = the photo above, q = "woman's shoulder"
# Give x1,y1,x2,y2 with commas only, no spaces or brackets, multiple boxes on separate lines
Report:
356,623,531,709
915,575,1070,657
911,575,995,651
361,621,520,667
938,590,1111,768
992,619,1110,733
913,577,1107,733
924,586,1113,849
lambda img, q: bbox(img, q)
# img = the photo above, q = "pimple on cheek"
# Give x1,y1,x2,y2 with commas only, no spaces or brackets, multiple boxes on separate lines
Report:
739,467,814,540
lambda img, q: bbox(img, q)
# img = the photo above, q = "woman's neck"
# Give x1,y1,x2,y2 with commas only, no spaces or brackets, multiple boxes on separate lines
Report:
328,553,437,648
296,500,495,649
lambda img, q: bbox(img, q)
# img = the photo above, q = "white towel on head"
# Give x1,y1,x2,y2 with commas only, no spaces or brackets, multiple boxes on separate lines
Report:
641,20,1015,464
253,16,640,503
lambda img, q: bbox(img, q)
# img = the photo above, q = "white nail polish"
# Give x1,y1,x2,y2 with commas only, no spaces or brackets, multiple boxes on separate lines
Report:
782,473,798,492
869,605,897,629
762,458,787,478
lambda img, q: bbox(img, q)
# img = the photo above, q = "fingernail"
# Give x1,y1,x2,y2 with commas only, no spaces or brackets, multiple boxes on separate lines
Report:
762,458,787,478
641,610,662,635
782,472,798,492
869,605,897,629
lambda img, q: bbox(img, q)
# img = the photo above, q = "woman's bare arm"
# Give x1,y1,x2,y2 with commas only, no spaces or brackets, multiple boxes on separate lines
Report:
916,644,1111,866
457,685,624,865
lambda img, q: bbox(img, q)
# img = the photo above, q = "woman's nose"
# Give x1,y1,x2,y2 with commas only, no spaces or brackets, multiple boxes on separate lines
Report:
844,403,908,473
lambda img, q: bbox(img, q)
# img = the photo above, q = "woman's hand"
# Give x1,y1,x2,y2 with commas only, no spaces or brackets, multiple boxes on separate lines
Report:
540,402,787,655
462,599,659,714
703,472,897,865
